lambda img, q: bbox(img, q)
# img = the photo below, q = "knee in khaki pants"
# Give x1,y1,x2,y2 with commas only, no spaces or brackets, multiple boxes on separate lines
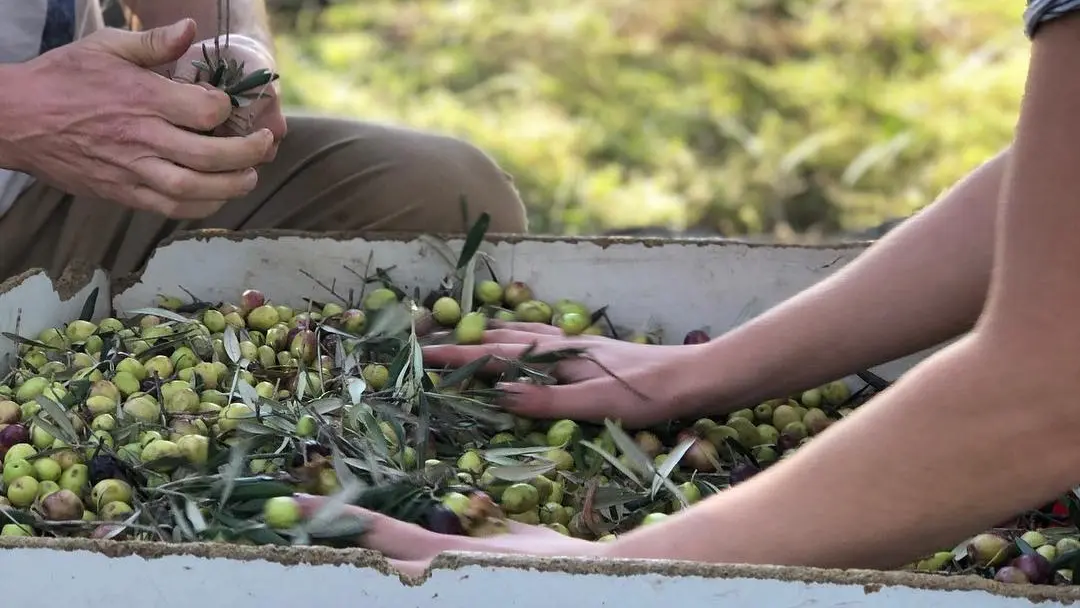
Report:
0,116,529,281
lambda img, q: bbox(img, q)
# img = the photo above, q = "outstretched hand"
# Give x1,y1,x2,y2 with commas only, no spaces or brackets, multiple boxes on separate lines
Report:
422,321,711,428
293,494,601,577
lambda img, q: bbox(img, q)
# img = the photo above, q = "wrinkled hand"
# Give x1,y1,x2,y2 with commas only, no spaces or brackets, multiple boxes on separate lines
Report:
171,34,286,163
7,19,273,218
422,321,709,428
294,494,601,577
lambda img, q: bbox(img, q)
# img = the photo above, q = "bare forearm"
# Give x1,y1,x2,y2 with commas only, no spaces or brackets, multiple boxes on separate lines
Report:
128,0,274,53
0,63,31,172
607,332,1080,568
694,148,1007,413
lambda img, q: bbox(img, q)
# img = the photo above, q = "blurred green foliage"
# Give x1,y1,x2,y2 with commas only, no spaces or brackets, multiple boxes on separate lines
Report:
270,0,1026,237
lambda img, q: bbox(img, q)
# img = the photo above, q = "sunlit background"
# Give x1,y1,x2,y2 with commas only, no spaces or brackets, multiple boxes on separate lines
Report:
267,1,1022,239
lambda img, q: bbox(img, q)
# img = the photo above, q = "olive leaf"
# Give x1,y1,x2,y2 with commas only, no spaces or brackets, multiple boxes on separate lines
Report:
486,462,557,482
580,439,644,487
33,396,78,444
223,325,242,363
126,307,193,324
603,419,654,476
650,437,695,504
78,287,100,322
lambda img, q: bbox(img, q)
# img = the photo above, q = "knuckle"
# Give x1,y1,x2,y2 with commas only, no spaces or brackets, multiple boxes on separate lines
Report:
191,103,227,131
157,171,191,197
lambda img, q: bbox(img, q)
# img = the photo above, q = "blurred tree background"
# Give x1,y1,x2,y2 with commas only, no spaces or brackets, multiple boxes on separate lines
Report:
266,0,1024,238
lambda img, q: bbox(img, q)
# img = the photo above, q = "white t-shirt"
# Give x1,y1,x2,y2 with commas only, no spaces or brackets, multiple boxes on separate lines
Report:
0,0,103,218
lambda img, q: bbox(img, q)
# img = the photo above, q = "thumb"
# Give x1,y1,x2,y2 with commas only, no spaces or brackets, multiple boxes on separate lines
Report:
90,19,196,68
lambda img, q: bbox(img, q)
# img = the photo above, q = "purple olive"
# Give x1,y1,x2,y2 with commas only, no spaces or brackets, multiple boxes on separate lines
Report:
289,330,318,364
424,504,465,536
777,433,801,452
0,424,30,457
994,566,1031,584
1010,553,1052,585
729,462,760,485
240,289,266,314
683,329,710,345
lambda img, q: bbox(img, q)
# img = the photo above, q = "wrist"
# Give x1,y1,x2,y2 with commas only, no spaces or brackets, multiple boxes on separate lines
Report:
661,342,732,420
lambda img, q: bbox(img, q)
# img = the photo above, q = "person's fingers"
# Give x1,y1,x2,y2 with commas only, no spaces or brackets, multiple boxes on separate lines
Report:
155,84,235,132
487,319,564,336
156,127,275,173
89,19,196,68
134,158,258,202
423,342,543,373
293,495,464,561
128,185,226,219
495,377,628,423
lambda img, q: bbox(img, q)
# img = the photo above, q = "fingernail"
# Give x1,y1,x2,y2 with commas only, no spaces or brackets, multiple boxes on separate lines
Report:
495,382,525,407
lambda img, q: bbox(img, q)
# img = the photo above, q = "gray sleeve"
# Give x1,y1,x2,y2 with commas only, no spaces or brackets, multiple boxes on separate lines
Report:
1025,0,1080,38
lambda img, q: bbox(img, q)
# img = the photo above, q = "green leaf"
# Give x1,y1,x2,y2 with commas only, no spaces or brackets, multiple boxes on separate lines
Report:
225,68,279,95
455,210,491,270
1016,536,1036,556
170,498,196,541
312,397,346,415
461,257,477,316
33,396,78,444
486,462,557,481
125,307,193,324
603,419,654,476
29,415,73,449
436,355,492,388
236,421,278,436
216,442,250,508
650,437,695,501
223,325,241,363
79,287,100,322
482,444,559,459
303,475,366,532
580,439,643,487
303,513,370,540
226,479,296,502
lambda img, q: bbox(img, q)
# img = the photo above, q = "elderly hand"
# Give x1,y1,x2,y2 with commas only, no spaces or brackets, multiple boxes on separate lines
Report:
170,34,287,163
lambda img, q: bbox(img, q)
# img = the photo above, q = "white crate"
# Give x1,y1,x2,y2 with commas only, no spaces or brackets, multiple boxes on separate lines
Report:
0,232,1071,607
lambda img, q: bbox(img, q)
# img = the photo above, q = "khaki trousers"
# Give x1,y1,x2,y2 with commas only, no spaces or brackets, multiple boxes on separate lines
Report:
0,114,529,281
